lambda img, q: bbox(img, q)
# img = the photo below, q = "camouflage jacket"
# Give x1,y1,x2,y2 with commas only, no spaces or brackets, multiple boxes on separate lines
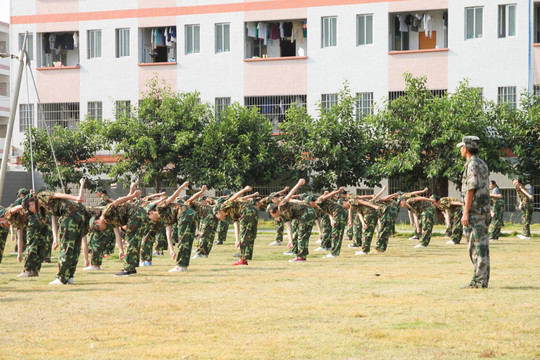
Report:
157,202,194,226
347,195,378,217
436,197,462,213
103,202,141,228
278,200,309,222
316,197,345,217
461,155,490,214
516,185,533,205
406,198,434,215
220,199,252,222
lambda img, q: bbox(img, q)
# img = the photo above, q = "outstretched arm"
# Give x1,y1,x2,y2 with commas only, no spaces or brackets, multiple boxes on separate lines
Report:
372,185,387,202
184,185,207,206
50,178,86,202
229,186,253,202
163,181,190,206
320,187,344,202
112,190,142,207
409,187,429,197
143,192,167,201
518,186,534,200
381,192,399,201
241,192,260,201
412,196,436,204
284,179,306,202
277,186,290,195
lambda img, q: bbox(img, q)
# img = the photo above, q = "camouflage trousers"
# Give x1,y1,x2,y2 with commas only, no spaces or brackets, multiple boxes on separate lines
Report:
239,206,259,261
196,216,219,256
56,212,87,284
42,227,53,262
290,219,298,254
489,199,504,240
171,223,179,246
319,214,332,249
0,228,9,264
521,202,533,238
361,211,379,253
154,225,168,252
448,208,463,245
122,208,147,272
330,209,348,256
215,218,230,244
346,224,353,240
24,214,49,273
375,206,400,252
351,212,362,247
464,213,490,288
140,226,158,262
419,207,435,247
274,217,284,243
294,208,315,259
89,226,115,266
175,211,197,267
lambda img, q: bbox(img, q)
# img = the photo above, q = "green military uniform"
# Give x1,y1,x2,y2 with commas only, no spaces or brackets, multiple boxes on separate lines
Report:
192,202,219,256
348,195,378,253
215,216,230,245
460,136,490,288
406,198,435,247
489,187,504,240
220,199,258,261
23,213,50,274
103,202,146,273
278,200,315,259
437,197,463,244
35,191,91,284
316,197,347,256
97,194,116,256
374,198,400,252
158,201,197,268
516,184,533,238
0,207,10,264
261,193,284,245
88,215,115,266
42,214,54,262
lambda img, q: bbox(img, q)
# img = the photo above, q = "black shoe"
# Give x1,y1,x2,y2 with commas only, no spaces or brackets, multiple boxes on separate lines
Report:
115,269,137,277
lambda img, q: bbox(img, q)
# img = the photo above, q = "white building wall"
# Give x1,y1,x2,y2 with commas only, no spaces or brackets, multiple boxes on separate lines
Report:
306,3,389,115
448,0,530,99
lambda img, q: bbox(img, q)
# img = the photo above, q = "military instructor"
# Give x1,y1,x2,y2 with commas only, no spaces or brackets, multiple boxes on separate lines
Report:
458,136,490,289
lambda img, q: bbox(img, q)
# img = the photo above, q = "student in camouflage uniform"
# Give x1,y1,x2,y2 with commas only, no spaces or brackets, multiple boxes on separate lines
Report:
9,178,90,285
374,192,401,253
214,216,230,245
214,186,258,266
259,187,289,246
513,176,534,239
95,188,116,257
192,196,219,258
347,191,382,255
399,192,436,248
84,214,115,270
158,182,200,272
488,180,504,241
348,206,363,249
4,203,28,269
458,136,490,289
12,188,29,255
269,179,315,262
0,208,10,264
316,187,349,258
17,210,50,277
434,197,464,245
41,214,54,263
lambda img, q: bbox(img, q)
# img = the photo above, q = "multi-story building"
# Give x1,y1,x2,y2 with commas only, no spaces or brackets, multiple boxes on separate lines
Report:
0,21,9,150
6,0,540,216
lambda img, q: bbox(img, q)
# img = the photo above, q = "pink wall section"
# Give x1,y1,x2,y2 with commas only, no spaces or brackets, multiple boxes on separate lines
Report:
243,58,307,96
36,69,80,102
387,50,448,91
388,0,447,12
36,0,78,15
138,0,176,8
138,66,177,93
244,8,307,21
36,22,79,32
138,16,177,28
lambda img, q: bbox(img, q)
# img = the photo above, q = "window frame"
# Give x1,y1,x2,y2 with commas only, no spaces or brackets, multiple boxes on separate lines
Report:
321,16,337,48
356,92,374,119
356,14,373,46
87,29,102,59
19,33,34,61
321,93,338,111
185,24,201,54
115,28,130,58
19,104,34,132
465,7,483,40
498,86,517,109
215,23,230,53
87,101,103,120
498,4,517,38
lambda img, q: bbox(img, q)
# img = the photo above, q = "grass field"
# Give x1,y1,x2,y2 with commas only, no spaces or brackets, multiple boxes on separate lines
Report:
0,224,539,360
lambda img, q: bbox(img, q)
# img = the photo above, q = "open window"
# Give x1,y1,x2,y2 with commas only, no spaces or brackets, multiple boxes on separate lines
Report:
140,27,177,63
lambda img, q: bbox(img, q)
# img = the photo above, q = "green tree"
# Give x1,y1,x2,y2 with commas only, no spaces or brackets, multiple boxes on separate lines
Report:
368,74,512,195
187,103,288,189
103,77,212,191
280,83,379,192
21,119,106,191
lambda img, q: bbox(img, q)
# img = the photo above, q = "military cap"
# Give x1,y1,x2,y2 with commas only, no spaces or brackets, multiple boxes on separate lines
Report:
17,188,29,196
456,136,480,150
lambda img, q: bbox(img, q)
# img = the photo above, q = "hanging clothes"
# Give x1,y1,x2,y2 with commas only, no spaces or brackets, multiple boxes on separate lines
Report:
257,22,268,45
302,21,307,38
283,22,293,37
73,32,79,48
292,22,304,43
279,22,285,38
154,28,163,46
169,26,177,43
443,12,448,31
270,22,280,40
397,15,408,32
43,33,51,54
423,13,433,38
246,22,256,38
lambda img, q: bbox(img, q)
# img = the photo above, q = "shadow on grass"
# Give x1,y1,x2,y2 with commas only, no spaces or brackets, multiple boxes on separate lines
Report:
500,286,540,290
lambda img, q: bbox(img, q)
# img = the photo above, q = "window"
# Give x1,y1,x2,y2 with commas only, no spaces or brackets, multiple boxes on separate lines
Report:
245,95,307,132
499,4,517,38
37,103,80,130
356,188,374,196
321,17,337,48
388,91,405,102
321,93,338,111
39,32,80,67
0,82,6,97
392,15,409,51
215,23,230,53
534,84,540,96
356,92,373,119
19,33,34,60
186,25,200,54
19,104,34,132
356,15,373,45
140,27,177,63
498,86,517,109
88,30,102,59
115,101,131,119
215,97,231,119
0,40,6,53
116,28,130,57
501,189,517,212
465,7,483,39
88,101,102,120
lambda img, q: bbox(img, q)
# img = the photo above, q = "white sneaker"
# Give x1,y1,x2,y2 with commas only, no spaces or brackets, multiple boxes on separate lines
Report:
355,251,368,255
83,266,101,271
283,251,294,256
168,266,188,272
348,244,360,248
49,278,65,285
314,246,327,252
323,253,337,258
414,244,426,248
446,240,456,245
518,235,531,240
268,241,282,246
316,239,322,244
409,236,419,240
139,261,145,267
67,278,74,285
